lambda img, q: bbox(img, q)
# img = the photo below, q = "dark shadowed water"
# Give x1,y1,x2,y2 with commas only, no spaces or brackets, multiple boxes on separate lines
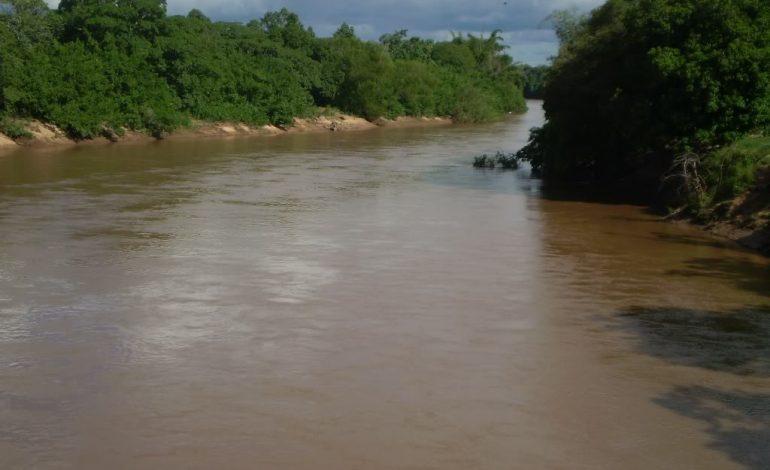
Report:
1,102,769,469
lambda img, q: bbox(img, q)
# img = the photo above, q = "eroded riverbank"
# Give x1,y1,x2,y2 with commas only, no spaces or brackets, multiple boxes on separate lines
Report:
0,102,768,469
0,113,453,152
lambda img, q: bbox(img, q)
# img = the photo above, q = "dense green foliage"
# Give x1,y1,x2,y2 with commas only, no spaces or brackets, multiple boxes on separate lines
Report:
697,136,770,211
519,65,549,99
0,2,526,139
518,0,770,197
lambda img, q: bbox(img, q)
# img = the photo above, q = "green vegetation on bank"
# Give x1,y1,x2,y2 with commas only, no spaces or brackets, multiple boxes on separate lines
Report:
0,1,527,140
695,135,770,216
517,0,770,216
518,65,548,99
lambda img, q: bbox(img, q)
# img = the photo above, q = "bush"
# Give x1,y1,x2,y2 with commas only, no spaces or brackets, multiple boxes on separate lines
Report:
519,0,770,187
450,86,498,123
701,136,770,204
495,152,520,169
0,3,527,138
0,117,31,139
473,152,520,170
473,154,497,168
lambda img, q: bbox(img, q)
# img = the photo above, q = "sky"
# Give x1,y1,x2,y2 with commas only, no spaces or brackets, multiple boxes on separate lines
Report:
48,0,605,65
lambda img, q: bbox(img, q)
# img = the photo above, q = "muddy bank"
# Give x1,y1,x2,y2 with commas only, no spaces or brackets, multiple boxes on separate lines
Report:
706,221,770,255
669,168,770,255
0,113,453,152
702,170,770,255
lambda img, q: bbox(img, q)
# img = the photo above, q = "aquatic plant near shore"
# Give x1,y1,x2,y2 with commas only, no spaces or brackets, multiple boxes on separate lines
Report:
473,151,520,170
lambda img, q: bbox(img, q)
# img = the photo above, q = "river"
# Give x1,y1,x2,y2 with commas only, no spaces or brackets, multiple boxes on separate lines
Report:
1,102,768,469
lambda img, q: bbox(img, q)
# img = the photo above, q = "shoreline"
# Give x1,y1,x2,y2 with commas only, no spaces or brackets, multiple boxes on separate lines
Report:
683,168,769,256
667,216,769,256
4,111,764,256
706,221,770,256
0,113,454,152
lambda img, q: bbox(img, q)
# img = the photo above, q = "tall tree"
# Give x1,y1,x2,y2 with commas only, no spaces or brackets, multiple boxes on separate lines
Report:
519,0,770,184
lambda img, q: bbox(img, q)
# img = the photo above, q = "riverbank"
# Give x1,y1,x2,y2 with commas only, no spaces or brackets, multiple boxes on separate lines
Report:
675,136,770,255
682,167,770,255
0,113,453,152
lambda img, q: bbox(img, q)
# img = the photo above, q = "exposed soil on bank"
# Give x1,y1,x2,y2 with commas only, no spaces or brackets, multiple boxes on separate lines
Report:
0,114,453,152
0,133,16,148
663,167,770,256
698,168,770,255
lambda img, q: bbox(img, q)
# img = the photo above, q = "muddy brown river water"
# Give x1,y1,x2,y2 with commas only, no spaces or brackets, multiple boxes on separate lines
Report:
0,102,768,469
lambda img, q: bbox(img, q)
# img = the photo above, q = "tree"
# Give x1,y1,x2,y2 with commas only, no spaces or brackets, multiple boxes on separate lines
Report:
333,22,355,40
0,0,51,46
58,0,168,43
0,6,527,138
254,8,315,52
379,30,433,61
519,0,770,186
0,0,54,117
517,64,549,99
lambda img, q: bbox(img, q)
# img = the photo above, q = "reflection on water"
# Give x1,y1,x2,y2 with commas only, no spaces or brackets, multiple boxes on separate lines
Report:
654,386,770,470
1,102,769,469
613,306,770,376
666,256,770,298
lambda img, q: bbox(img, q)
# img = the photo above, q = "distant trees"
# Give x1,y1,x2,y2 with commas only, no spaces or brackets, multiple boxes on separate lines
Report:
57,0,168,43
518,0,770,190
0,3,527,139
380,30,433,61
518,65,548,99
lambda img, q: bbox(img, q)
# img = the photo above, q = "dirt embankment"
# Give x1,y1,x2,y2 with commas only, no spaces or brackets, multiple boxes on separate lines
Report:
0,120,73,149
374,116,454,128
0,133,15,148
702,168,770,255
0,113,453,151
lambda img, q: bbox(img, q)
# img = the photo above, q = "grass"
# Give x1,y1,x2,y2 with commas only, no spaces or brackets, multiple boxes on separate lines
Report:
700,135,770,206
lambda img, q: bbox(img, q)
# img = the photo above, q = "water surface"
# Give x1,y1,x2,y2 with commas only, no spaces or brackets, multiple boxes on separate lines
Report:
1,102,769,469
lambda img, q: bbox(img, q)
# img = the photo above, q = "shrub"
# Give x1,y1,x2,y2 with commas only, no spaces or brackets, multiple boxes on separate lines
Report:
0,4,526,138
0,117,31,139
473,152,520,170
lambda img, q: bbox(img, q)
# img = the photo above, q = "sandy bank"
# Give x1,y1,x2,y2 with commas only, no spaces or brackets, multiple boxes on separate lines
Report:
374,116,453,128
0,113,453,152
0,133,16,148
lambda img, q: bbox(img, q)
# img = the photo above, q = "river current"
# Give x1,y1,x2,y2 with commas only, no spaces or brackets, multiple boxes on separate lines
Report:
1,102,768,469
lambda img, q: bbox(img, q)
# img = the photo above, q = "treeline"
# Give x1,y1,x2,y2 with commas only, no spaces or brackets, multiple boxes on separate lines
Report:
518,65,548,99
0,1,528,140
518,0,770,213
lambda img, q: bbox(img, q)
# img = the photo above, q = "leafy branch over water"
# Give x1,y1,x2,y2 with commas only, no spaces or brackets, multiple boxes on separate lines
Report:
473,152,520,170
